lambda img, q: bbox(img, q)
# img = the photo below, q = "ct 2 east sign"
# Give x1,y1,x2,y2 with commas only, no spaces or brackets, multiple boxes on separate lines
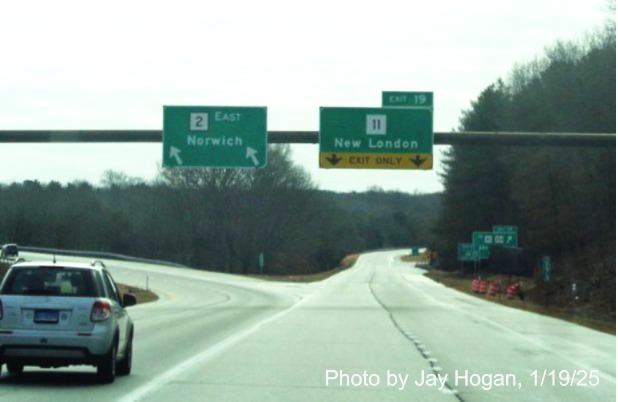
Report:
319,107,433,169
163,106,267,168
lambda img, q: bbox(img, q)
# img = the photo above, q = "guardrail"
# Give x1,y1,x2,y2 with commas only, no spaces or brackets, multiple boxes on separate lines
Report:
20,246,187,268
0,256,17,265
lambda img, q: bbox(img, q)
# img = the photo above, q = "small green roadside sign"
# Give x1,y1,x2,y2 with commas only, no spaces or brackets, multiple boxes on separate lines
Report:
163,106,267,168
473,231,518,248
382,91,433,108
542,256,551,282
458,243,480,262
493,225,518,234
477,244,490,259
473,232,493,246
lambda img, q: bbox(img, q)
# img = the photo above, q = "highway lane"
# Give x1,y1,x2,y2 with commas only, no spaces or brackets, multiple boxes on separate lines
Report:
0,251,614,401
0,252,312,401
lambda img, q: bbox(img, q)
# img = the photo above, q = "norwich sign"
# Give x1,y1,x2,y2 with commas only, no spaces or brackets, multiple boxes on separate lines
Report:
319,107,433,169
163,106,267,168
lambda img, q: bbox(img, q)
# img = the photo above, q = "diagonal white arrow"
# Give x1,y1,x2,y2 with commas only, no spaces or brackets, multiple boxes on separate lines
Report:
246,147,259,166
169,146,183,165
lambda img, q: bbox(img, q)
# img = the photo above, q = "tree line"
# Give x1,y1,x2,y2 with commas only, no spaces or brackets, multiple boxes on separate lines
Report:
0,145,439,276
436,23,615,317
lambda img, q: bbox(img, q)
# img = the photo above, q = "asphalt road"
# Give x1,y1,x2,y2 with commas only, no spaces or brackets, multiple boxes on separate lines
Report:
0,251,614,402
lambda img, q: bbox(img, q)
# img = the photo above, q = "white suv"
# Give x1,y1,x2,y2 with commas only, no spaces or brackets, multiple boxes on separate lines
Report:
0,260,136,383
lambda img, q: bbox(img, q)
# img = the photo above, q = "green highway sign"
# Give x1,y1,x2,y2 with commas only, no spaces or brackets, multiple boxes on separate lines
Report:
163,106,267,168
477,244,490,259
472,232,493,246
458,243,480,262
319,107,433,170
493,225,518,234
382,91,433,108
493,232,518,247
473,231,518,248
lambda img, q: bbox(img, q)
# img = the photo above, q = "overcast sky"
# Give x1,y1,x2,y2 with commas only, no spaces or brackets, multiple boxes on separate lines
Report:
0,0,610,193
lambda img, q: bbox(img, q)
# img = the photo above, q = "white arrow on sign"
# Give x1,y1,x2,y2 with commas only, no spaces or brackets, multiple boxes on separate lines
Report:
169,146,183,165
246,147,259,166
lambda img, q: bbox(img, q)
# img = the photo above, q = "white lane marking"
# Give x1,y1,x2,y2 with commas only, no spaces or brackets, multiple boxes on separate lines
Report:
401,273,617,384
119,285,323,401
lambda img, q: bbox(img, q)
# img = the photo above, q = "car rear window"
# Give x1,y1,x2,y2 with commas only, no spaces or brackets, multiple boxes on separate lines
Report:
0,267,99,297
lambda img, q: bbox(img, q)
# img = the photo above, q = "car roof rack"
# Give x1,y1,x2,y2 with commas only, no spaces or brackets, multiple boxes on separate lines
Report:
90,260,106,269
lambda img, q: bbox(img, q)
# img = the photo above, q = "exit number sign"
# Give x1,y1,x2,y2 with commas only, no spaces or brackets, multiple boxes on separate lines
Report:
382,91,433,108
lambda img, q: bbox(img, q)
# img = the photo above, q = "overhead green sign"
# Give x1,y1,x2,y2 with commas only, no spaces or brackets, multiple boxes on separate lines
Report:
163,106,267,168
319,107,433,170
382,91,433,108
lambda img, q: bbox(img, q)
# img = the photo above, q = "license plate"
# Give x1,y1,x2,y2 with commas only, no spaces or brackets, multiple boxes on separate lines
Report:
34,310,59,324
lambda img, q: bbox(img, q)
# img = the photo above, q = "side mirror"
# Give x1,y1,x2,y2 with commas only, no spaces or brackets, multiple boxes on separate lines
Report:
122,293,137,308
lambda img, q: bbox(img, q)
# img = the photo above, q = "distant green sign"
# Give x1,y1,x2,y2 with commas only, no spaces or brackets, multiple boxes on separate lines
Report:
492,232,518,247
163,106,267,168
493,225,518,234
473,231,518,247
477,244,490,259
382,91,434,108
542,256,551,282
472,232,493,246
458,243,480,262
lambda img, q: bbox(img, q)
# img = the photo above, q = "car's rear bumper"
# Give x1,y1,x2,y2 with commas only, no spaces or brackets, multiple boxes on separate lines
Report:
0,329,113,367
0,345,105,367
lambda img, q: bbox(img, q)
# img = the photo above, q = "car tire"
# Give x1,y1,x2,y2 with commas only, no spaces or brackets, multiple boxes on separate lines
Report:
97,343,116,384
7,363,24,374
116,335,133,376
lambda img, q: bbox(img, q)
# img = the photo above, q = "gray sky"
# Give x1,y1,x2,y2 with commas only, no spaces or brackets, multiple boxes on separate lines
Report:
0,0,609,193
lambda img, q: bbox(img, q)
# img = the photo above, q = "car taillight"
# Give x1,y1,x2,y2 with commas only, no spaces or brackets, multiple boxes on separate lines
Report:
91,301,111,322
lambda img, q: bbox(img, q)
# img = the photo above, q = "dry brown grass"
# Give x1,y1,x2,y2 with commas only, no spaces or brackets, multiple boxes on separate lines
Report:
252,253,361,283
424,269,615,335
116,283,159,304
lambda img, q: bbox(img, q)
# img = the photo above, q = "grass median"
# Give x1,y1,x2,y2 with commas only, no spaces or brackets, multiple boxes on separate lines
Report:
251,253,360,283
